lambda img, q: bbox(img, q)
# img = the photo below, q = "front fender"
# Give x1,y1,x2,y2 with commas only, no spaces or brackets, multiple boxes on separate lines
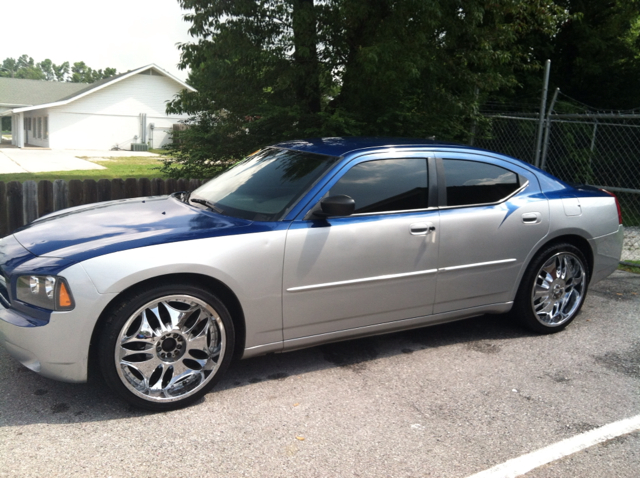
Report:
79,231,287,350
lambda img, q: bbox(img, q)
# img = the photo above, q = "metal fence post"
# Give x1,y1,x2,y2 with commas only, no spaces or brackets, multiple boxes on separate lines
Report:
588,119,599,173
540,88,560,171
534,60,551,168
468,87,480,146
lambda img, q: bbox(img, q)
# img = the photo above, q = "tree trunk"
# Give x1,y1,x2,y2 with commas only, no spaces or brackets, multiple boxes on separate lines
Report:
292,0,321,115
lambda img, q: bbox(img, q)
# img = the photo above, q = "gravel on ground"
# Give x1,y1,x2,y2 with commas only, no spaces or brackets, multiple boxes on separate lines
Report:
622,227,640,261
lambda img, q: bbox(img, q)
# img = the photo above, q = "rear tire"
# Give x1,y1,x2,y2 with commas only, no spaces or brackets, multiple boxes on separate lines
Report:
512,243,589,334
97,283,235,411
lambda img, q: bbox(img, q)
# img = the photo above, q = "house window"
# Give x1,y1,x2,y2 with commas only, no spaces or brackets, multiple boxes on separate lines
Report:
37,117,42,139
44,117,49,140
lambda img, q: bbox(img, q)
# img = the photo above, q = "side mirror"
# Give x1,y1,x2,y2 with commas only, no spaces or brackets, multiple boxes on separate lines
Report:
316,195,355,217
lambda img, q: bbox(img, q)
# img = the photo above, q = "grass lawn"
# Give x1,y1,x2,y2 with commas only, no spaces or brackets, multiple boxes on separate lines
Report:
619,260,640,274
0,156,168,183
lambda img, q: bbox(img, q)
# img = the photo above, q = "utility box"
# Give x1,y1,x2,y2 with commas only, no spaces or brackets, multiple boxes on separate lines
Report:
131,143,148,152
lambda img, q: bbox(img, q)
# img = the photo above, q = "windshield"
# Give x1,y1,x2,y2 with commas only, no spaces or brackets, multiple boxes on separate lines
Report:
190,147,340,221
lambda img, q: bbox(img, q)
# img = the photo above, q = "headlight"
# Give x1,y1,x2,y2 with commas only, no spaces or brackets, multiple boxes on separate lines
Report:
16,275,75,311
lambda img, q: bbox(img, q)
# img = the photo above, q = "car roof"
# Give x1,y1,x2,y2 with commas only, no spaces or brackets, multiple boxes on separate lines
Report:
272,137,573,193
272,137,470,157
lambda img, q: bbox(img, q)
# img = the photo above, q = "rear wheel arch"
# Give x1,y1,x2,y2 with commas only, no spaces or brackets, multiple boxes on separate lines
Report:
534,235,594,279
512,238,591,333
88,273,246,382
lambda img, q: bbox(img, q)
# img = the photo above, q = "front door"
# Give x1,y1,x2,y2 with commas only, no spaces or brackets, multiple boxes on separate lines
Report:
282,154,439,341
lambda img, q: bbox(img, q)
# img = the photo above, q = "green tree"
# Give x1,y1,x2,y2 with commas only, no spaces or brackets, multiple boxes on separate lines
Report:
14,55,45,80
69,61,118,83
165,0,566,178
70,61,91,82
1,56,113,83
550,0,640,109
102,67,117,79
1,58,19,78
37,59,55,81
53,61,70,82
501,0,640,110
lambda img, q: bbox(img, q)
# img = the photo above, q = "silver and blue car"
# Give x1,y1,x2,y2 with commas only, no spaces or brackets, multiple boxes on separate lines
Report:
0,138,624,410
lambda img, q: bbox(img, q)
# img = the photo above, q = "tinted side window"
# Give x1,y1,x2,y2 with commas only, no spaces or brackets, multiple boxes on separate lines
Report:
330,158,428,214
442,159,521,207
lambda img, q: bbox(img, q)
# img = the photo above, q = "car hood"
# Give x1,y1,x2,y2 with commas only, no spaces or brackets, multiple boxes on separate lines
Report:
12,196,256,264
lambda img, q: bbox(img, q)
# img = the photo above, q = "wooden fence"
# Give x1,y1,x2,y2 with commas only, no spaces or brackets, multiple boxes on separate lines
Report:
0,178,205,237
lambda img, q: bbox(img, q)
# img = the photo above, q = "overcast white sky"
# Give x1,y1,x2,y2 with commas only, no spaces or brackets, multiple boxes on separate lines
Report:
3,0,194,81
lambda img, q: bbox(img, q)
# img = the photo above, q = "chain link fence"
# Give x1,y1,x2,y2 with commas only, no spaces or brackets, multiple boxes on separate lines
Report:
472,115,539,165
541,116,640,228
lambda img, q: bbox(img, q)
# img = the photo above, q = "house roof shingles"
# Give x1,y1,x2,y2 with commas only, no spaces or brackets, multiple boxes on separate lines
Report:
0,78,87,107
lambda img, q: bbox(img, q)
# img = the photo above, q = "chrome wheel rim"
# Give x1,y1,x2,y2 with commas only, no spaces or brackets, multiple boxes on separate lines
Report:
531,252,586,326
115,294,226,403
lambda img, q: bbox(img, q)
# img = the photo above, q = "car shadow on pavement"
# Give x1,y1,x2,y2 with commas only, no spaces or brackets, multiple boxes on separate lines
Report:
219,312,534,390
0,312,534,427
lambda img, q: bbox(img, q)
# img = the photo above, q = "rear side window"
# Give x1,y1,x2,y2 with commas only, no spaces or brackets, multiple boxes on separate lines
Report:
442,159,521,207
330,158,429,214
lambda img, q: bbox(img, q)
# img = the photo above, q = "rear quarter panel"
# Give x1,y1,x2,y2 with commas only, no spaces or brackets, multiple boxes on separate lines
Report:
544,191,623,285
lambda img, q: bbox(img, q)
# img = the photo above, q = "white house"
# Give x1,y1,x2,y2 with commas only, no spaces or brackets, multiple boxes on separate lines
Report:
0,64,195,150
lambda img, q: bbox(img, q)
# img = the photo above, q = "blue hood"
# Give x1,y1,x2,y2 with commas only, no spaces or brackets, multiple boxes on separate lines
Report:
12,196,256,265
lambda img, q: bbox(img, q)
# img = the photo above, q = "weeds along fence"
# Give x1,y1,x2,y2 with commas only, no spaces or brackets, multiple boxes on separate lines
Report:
475,112,640,227
0,178,204,237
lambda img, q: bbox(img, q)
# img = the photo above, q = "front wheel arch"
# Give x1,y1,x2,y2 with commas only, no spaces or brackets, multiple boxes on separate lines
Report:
95,281,236,410
88,273,246,383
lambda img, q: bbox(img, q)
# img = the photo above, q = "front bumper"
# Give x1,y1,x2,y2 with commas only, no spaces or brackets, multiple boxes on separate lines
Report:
0,309,88,382
0,263,117,383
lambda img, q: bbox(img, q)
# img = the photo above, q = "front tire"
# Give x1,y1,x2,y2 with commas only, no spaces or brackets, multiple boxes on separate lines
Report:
97,283,235,411
512,243,589,334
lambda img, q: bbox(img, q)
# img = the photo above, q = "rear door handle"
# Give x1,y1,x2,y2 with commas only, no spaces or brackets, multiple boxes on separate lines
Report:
522,212,542,224
410,222,436,235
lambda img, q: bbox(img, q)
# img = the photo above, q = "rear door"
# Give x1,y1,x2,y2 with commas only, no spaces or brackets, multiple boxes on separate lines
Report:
434,152,549,313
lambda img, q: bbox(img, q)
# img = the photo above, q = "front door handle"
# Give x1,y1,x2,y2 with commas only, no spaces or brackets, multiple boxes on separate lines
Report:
410,222,436,235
